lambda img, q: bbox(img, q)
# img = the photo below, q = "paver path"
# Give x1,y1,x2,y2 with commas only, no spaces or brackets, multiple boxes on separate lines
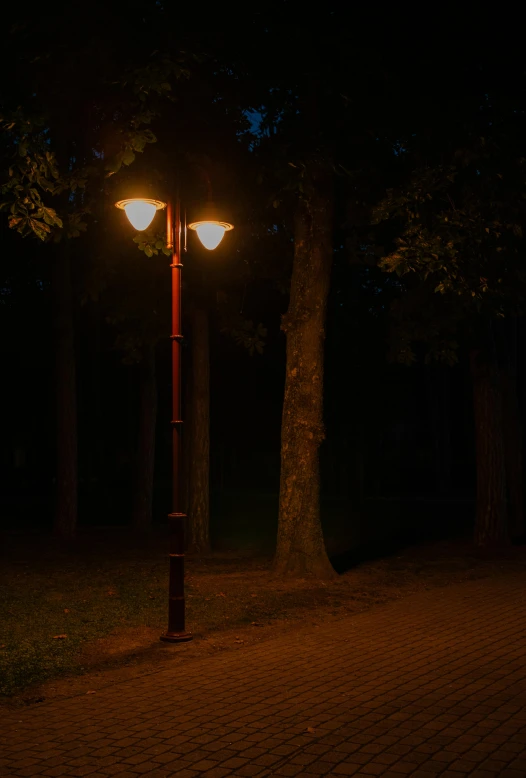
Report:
2,573,526,777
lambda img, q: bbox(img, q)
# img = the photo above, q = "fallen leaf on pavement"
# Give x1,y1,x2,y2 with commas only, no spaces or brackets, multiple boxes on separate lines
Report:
306,727,316,734
86,690,96,694
52,634,67,639
64,609,70,613
216,592,226,597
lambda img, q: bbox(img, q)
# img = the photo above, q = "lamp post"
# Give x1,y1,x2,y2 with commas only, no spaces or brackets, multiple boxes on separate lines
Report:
116,194,233,643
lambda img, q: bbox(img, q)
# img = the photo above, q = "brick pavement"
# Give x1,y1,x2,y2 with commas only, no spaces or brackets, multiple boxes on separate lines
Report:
1,572,526,778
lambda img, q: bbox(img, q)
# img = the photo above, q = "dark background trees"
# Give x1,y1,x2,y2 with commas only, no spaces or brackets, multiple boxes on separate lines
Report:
1,9,526,571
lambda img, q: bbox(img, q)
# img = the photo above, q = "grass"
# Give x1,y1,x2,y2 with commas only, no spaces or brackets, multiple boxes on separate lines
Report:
0,530,322,696
1,541,165,695
2,527,525,698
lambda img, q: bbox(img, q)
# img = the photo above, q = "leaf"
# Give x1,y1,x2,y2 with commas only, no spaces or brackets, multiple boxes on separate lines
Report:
86,690,96,694
121,148,136,166
306,727,316,734
52,634,67,639
105,153,123,175
64,608,70,613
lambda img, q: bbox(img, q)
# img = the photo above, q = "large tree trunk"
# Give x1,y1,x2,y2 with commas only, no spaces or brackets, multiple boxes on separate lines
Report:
428,365,452,496
51,243,78,539
274,164,336,578
349,430,365,509
88,301,102,487
501,368,524,540
470,347,508,546
187,307,211,554
132,344,157,532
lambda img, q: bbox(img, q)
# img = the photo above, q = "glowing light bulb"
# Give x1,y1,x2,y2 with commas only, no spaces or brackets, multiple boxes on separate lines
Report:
195,222,227,250
123,201,157,231
189,219,233,250
115,198,165,231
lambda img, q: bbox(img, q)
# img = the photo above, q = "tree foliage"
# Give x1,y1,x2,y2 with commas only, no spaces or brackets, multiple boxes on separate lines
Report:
372,111,526,363
0,7,192,244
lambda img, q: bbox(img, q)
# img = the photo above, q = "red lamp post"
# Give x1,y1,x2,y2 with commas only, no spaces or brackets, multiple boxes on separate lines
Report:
116,194,233,643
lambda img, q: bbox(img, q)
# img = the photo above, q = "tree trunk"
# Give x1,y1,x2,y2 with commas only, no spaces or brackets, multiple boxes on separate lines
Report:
51,243,78,539
348,432,365,512
428,364,452,496
274,163,336,578
132,344,157,532
501,367,524,540
187,307,211,554
88,301,102,486
470,348,508,546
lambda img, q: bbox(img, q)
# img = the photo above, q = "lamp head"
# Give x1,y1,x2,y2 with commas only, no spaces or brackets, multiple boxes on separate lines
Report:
115,198,166,231
188,201,233,250
188,220,234,250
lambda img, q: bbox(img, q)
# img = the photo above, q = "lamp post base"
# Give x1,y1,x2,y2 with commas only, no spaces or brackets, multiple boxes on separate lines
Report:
160,631,193,644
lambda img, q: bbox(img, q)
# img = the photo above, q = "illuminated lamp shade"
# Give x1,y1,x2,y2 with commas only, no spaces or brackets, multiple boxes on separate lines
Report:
115,198,166,231
188,220,234,250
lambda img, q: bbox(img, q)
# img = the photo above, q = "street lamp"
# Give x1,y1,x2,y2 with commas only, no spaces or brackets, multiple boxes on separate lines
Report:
116,194,233,643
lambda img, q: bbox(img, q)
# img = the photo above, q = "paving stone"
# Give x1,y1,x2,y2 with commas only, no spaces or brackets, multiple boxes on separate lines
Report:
2,573,526,778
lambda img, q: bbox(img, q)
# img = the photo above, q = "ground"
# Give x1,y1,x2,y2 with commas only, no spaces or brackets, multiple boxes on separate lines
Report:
3,567,526,778
1,529,526,708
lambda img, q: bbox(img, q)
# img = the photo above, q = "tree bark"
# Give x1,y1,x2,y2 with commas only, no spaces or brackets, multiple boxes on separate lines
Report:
132,344,157,532
88,301,102,486
51,243,78,539
274,163,336,578
501,367,524,540
470,347,508,546
428,364,452,496
187,307,211,554
349,431,365,509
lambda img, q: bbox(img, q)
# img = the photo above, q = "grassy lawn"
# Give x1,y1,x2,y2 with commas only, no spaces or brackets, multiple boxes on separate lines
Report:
1,528,525,699
1,533,165,695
